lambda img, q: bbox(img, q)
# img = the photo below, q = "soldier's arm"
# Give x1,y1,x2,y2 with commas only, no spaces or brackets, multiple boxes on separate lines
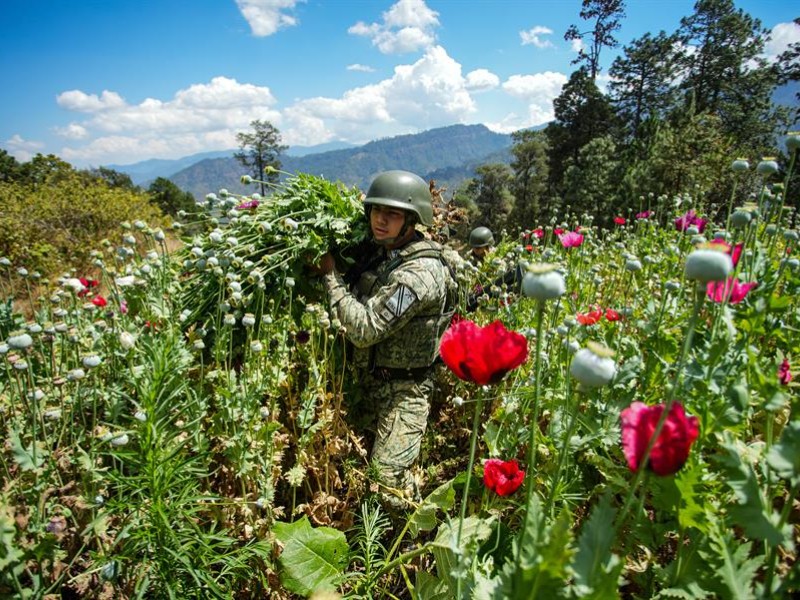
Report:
323,262,440,349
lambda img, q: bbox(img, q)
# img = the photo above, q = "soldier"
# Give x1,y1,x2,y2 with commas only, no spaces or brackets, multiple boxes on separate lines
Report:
314,170,457,510
468,226,495,264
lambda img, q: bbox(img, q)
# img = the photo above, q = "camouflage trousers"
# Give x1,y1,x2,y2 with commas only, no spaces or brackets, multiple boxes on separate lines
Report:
361,370,432,509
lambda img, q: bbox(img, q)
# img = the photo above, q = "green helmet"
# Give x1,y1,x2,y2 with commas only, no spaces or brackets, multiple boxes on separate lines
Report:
469,226,495,248
364,170,433,226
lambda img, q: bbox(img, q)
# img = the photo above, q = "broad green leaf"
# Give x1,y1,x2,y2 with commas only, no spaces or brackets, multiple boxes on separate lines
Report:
408,478,457,537
673,464,708,532
570,493,623,599
718,437,791,548
0,512,25,572
10,429,45,472
414,570,451,600
273,516,348,597
700,524,763,600
431,516,495,594
766,421,800,485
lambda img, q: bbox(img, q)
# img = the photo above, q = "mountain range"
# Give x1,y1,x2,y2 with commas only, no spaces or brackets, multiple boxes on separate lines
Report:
108,124,517,199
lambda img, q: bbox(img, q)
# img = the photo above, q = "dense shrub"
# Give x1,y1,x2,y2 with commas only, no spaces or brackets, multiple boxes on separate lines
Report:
0,173,164,279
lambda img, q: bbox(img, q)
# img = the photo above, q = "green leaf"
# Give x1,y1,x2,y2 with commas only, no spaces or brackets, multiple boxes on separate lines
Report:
766,421,800,485
700,523,763,600
0,512,25,572
273,516,348,597
570,493,623,599
431,516,495,594
408,478,457,537
414,571,450,600
717,436,791,548
673,464,708,533
10,429,45,472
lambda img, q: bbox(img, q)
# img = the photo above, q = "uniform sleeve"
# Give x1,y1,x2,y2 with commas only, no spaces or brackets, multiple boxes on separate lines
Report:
324,261,441,349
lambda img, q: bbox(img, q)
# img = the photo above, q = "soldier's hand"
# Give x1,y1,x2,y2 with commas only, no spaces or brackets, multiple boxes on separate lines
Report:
308,251,336,275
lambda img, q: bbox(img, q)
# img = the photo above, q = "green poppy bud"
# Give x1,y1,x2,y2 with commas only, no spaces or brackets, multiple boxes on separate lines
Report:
570,342,616,387
685,247,733,282
521,264,566,300
756,158,778,176
731,158,750,172
728,211,751,232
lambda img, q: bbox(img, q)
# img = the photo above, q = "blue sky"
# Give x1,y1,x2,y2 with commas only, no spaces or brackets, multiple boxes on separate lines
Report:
1,0,797,167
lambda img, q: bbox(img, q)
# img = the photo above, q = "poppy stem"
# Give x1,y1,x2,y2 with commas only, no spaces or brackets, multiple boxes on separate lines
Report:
455,390,484,599
616,283,703,529
514,301,545,572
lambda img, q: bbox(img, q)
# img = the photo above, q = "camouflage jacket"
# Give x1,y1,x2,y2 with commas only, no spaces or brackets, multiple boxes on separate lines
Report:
324,236,457,369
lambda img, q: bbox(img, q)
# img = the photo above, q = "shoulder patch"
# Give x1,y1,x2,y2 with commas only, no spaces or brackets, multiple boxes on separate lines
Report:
384,285,417,318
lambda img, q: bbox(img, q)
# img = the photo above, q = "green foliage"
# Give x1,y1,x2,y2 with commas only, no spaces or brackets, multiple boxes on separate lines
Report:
148,176,196,216
570,494,623,599
274,516,349,597
0,159,164,278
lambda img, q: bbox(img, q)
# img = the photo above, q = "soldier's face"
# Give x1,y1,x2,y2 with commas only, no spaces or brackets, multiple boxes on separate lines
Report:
370,205,408,242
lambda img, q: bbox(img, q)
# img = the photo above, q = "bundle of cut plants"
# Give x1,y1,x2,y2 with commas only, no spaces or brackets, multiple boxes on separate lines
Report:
178,172,368,335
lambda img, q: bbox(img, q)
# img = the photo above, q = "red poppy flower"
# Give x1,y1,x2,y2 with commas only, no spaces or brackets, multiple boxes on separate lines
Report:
78,277,99,297
440,319,528,385
532,228,545,239
553,228,565,236
605,308,621,321
620,402,699,476
577,307,603,326
483,458,525,496
613,217,626,225
91,295,108,307
525,244,534,252
778,358,792,385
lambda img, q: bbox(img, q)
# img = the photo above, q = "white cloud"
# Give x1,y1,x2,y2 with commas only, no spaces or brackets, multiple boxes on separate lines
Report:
765,21,800,62
56,90,126,112
520,26,554,49
281,45,477,146
54,123,88,139
570,38,584,53
235,0,303,37
347,63,376,73
4,134,45,162
348,0,439,54
465,69,500,91
56,77,282,164
502,71,568,125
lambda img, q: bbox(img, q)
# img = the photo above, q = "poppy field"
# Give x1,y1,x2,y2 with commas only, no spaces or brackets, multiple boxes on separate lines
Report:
1,149,799,599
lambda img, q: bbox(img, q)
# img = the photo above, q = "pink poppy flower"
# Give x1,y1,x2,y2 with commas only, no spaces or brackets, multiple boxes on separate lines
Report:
235,199,260,210
621,402,699,476
636,210,654,219
709,239,743,267
559,231,584,248
706,278,757,304
778,358,792,385
674,210,708,233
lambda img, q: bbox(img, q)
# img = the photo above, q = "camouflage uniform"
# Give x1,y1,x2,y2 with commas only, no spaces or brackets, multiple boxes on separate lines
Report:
324,234,456,507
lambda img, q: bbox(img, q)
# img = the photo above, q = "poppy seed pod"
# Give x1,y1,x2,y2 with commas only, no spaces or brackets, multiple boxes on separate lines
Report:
783,230,799,241
7,333,33,349
731,158,750,172
730,210,752,228
786,133,800,152
756,158,779,176
521,265,566,300
685,248,733,282
625,259,642,272
570,342,617,387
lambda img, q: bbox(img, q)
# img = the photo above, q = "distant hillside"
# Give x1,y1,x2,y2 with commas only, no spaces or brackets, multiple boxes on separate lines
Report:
107,150,236,186
170,124,513,199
